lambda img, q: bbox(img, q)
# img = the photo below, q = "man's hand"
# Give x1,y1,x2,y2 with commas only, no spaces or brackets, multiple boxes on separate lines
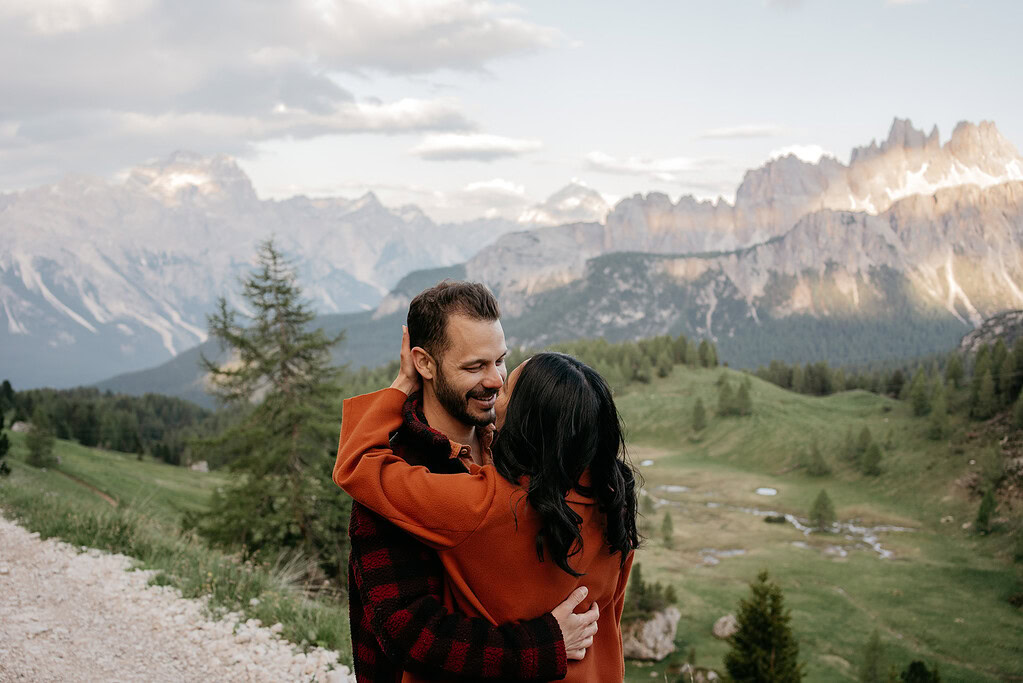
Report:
390,325,421,396
551,587,599,661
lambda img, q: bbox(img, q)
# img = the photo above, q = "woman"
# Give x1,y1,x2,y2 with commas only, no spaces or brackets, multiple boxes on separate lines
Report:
334,340,639,682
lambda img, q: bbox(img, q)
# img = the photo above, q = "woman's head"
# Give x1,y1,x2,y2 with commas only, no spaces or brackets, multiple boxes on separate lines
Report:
492,352,639,576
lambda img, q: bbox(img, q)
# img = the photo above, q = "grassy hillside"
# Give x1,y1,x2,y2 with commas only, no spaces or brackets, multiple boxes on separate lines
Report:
0,434,352,663
615,367,1021,681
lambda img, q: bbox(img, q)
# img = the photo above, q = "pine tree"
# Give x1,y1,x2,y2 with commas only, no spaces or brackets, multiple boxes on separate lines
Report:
975,489,997,534
692,397,707,432
698,340,712,368
856,427,873,458
192,239,351,584
25,408,57,468
842,426,857,462
1014,389,1023,430
945,353,964,389
862,442,882,476
806,440,831,476
723,570,803,682
718,381,735,417
686,340,699,367
810,490,836,531
859,629,884,683
736,380,753,416
971,369,997,420
927,381,948,441
641,493,656,516
908,369,930,416
662,511,675,548
0,426,10,477
898,660,941,682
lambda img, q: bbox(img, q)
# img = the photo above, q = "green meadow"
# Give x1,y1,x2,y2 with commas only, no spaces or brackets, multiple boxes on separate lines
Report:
617,367,1022,681
0,434,353,663
2,365,1020,680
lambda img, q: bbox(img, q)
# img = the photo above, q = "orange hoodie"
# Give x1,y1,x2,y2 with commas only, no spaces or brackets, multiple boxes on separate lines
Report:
333,388,633,683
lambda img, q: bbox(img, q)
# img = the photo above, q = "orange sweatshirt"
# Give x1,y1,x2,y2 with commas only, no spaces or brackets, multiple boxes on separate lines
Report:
333,388,633,683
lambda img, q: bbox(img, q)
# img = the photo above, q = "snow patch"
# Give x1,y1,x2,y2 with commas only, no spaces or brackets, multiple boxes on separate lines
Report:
3,299,27,334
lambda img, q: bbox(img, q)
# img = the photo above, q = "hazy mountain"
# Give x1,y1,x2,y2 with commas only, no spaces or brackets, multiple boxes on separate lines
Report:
17,117,1023,396
2,152,569,388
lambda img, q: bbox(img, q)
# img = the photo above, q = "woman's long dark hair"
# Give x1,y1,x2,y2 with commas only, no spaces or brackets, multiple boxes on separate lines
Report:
493,352,639,577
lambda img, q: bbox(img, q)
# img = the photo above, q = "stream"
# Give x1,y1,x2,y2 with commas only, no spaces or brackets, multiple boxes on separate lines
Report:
645,485,914,560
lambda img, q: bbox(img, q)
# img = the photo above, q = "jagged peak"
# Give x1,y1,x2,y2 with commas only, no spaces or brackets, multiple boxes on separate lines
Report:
883,117,929,151
127,150,255,202
947,120,1021,159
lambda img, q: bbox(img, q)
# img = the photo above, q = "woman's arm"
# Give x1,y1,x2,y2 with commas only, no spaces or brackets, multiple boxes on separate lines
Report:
332,387,497,549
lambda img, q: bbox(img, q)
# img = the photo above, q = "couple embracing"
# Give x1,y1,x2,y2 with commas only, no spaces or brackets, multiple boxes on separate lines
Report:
333,281,640,682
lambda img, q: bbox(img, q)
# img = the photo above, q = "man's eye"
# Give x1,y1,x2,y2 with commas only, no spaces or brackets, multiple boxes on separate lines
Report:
496,357,505,366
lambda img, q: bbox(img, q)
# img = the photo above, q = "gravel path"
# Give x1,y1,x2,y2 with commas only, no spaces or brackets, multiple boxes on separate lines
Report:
0,515,354,682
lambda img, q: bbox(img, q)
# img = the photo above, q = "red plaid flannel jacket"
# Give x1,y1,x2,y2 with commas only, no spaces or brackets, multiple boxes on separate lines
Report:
346,392,568,682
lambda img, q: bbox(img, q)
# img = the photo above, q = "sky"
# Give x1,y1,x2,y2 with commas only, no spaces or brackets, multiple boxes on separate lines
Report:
1,0,1020,222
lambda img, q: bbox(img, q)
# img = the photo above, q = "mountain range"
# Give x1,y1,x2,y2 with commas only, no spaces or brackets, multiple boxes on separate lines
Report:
1,152,606,387
5,117,1023,396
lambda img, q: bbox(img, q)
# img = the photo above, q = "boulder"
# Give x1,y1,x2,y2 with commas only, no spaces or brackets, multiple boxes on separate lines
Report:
712,613,738,639
678,663,721,682
622,607,682,661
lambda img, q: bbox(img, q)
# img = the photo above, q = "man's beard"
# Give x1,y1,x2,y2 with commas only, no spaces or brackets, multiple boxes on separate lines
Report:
434,365,498,429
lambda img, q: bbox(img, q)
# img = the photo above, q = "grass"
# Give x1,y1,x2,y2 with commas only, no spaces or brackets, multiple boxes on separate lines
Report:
3,366,1021,680
616,366,1023,682
0,433,352,666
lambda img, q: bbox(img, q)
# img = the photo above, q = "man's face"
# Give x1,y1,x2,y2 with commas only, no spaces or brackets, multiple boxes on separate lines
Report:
431,314,507,428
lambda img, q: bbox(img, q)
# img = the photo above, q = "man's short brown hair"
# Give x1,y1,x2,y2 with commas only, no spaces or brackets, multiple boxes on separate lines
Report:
407,280,500,357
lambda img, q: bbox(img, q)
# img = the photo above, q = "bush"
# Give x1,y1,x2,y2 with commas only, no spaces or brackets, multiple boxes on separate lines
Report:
26,410,57,468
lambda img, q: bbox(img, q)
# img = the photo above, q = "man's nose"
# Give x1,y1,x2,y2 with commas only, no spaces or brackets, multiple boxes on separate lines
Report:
482,364,504,389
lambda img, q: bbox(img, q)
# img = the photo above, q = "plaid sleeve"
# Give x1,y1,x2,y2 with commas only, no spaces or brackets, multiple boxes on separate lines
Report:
349,502,568,681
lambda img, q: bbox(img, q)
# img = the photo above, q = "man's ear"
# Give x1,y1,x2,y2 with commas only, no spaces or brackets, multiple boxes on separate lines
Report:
411,347,436,380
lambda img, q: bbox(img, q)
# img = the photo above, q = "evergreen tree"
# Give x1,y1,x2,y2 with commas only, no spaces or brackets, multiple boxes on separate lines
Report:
192,239,351,584
736,379,753,416
887,369,906,398
859,629,884,683
991,339,1008,396
805,440,831,476
862,442,882,476
908,369,930,416
856,427,873,458
26,408,57,468
810,490,836,531
927,381,948,441
898,661,940,682
0,379,12,421
662,511,675,548
655,349,674,378
0,426,10,477
641,493,656,516
718,381,735,417
944,353,964,389
692,397,707,432
723,570,803,682
686,340,699,367
970,369,997,420
842,426,857,462
975,489,997,534
698,340,712,368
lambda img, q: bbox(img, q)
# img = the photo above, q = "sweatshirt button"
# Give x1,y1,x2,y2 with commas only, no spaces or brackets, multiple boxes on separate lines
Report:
459,447,469,456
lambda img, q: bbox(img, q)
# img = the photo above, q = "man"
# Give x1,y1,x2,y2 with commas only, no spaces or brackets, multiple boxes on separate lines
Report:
336,281,599,682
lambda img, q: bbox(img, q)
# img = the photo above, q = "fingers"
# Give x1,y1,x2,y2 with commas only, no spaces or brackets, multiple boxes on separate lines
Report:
558,586,589,614
580,600,599,623
566,648,587,661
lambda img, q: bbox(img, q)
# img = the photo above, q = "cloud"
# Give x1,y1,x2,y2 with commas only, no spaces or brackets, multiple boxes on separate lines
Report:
699,124,784,139
410,133,542,161
0,0,558,187
463,178,526,196
584,151,722,182
768,144,834,164
765,0,803,9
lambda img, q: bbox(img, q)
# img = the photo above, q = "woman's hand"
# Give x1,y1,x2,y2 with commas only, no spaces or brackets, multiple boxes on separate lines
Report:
390,325,421,396
551,586,599,661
